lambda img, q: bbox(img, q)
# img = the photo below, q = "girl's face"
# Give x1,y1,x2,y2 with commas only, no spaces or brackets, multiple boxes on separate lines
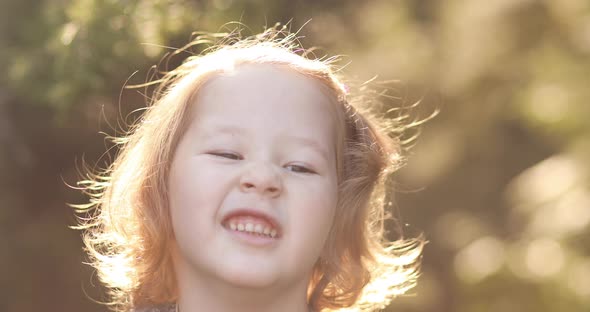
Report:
168,64,339,291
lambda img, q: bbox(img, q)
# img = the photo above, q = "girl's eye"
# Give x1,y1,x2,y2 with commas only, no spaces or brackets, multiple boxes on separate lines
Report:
285,164,316,174
209,152,242,160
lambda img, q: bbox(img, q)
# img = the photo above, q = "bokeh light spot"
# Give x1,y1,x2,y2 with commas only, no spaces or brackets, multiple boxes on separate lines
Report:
527,83,570,124
524,238,564,278
454,236,505,283
567,258,590,300
60,22,79,46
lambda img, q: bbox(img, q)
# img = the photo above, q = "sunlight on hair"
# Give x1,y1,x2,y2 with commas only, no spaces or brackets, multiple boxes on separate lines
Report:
339,241,424,312
100,254,135,290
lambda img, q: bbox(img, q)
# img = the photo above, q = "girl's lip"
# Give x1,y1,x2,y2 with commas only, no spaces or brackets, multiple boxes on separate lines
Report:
221,208,283,237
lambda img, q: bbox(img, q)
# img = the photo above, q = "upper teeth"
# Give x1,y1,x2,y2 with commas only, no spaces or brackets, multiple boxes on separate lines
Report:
229,222,277,238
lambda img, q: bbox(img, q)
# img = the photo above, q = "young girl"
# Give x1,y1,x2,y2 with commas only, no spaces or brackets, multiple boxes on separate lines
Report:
74,25,424,312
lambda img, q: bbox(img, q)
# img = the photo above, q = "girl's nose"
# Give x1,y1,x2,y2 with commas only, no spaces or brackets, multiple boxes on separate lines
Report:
239,162,283,197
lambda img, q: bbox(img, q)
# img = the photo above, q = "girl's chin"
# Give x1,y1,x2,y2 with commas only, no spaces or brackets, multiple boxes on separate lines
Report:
217,266,280,289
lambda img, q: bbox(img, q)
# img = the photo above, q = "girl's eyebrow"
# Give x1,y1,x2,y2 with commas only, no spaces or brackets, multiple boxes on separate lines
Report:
199,125,331,161
282,134,331,162
198,125,243,139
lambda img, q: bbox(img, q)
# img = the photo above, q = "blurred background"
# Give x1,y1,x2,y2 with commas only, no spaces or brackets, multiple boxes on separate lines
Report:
1,0,589,311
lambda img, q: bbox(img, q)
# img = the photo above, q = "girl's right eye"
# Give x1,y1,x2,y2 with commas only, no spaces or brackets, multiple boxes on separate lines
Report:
208,152,242,160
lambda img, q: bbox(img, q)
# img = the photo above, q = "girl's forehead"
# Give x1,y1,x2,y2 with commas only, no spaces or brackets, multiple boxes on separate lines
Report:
193,64,338,116
185,63,341,148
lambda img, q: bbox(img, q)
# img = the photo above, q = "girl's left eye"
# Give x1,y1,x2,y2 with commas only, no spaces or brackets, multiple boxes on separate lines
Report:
209,152,242,160
285,164,316,174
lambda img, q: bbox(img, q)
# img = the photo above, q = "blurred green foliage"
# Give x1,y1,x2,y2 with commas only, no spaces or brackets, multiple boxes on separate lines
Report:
1,0,589,311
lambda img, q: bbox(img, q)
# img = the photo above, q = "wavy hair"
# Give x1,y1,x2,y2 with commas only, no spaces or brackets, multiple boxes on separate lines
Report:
73,24,426,312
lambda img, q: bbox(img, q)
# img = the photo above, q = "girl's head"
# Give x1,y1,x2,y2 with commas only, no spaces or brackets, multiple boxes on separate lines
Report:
78,26,423,311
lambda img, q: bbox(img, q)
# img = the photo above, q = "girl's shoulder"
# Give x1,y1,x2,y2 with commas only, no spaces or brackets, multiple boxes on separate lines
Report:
132,303,176,312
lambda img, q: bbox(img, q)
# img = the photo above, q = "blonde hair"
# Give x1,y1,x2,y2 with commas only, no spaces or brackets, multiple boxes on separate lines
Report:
73,25,425,312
